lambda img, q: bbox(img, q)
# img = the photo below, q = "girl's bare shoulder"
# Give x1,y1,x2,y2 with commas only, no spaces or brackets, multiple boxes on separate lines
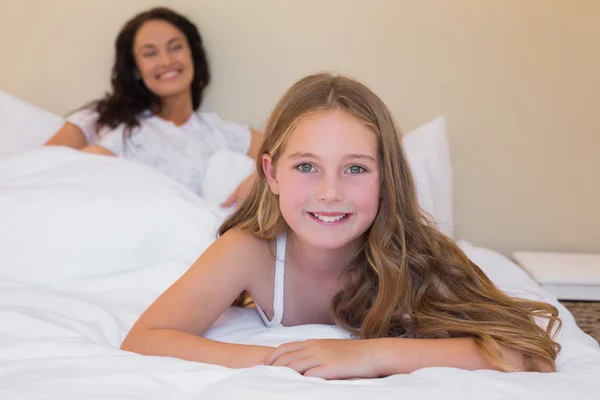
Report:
216,227,275,272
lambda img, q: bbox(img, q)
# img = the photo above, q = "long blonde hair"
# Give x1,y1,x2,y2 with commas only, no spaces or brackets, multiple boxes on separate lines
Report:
220,73,561,372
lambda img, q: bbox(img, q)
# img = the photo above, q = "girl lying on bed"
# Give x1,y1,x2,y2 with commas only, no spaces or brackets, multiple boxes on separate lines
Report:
121,73,561,379
45,7,260,207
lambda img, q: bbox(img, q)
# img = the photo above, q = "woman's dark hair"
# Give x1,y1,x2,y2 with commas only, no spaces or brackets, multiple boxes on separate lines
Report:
91,7,210,135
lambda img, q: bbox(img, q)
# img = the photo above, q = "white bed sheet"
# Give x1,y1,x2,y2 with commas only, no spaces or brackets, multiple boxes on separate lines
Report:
0,148,599,399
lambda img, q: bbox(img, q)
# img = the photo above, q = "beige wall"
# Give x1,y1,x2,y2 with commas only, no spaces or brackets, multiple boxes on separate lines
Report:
1,0,598,256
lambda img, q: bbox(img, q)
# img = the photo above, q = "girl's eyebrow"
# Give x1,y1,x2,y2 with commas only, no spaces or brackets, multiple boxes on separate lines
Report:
343,154,377,163
288,152,376,163
288,152,318,160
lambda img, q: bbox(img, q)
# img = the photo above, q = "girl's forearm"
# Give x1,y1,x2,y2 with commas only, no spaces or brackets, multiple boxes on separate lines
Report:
371,337,526,375
121,328,273,369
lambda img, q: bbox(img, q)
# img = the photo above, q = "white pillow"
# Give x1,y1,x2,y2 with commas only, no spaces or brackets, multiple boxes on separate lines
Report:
0,147,226,285
0,90,64,152
402,117,454,237
202,148,254,208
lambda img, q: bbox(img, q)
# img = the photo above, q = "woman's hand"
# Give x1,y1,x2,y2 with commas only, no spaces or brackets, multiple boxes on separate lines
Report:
262,339,381,380
81,145,116,156
220,173,255,209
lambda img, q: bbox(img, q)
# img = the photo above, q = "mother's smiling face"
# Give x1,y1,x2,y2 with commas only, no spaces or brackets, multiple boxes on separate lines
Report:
132,19,195,101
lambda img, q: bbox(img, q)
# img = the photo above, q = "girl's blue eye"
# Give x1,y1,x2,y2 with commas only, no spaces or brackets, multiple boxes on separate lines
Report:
169,45,183,51
347,165,365,174
297,163,315,173
142,52,157,58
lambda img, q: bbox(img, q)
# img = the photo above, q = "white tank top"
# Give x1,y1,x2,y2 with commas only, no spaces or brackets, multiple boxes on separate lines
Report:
255,233,286,327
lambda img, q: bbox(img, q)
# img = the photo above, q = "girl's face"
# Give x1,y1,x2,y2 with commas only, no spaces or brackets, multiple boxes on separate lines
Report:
263,109,381,250
132,19,194,101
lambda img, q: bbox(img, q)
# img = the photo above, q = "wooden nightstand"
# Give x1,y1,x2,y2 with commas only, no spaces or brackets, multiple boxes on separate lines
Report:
513,251,600,342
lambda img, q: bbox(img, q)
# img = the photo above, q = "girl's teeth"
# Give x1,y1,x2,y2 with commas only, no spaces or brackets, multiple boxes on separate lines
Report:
312,213,346,222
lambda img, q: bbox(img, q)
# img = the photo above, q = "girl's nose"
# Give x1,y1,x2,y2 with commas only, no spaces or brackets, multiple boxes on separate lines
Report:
316,175,344,203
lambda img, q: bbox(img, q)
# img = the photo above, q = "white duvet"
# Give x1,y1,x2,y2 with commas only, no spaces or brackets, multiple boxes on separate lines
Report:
0,148,599,399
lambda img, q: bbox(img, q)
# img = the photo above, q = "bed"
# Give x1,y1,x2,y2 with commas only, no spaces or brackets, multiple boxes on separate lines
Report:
1,91,599,399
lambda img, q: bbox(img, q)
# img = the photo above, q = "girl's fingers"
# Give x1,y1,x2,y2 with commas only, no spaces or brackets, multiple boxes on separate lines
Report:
287,356,322,375
263,341,308,365
303,365,337,379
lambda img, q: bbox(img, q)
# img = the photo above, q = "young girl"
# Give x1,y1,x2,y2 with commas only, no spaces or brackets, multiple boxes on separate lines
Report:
121,73,561,379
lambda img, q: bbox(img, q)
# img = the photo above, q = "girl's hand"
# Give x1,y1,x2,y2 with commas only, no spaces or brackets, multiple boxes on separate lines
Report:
262,339,381,380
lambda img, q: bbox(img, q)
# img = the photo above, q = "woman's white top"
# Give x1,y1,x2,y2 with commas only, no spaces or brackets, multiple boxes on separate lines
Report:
67,108,251,196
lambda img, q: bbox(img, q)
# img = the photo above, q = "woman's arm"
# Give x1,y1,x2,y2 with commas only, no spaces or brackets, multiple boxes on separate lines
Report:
46,124,115,156
247,128,262,159
45,122,89,149
120,228,274,368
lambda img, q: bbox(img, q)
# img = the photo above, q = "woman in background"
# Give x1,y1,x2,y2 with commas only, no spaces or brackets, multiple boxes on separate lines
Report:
46,7,259,206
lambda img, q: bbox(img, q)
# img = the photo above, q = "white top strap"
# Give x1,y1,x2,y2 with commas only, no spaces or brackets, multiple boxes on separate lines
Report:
272,233,286,325
255,233,286,327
